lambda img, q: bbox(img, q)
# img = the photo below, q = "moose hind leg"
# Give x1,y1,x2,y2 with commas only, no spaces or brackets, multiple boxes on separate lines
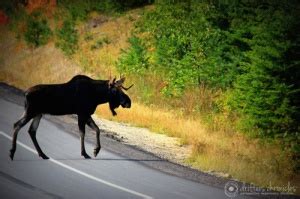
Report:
10,113,31,160
87,117,101,157
28,115,49,159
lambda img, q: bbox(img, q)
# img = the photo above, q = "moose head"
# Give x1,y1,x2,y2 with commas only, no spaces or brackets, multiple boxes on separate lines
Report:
108,76,133,116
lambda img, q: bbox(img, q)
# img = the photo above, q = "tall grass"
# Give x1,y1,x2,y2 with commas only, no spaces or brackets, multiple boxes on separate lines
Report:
95,98,296,189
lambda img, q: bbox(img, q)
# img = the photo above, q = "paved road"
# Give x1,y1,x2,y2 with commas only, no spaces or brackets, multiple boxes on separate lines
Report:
0,87,243,199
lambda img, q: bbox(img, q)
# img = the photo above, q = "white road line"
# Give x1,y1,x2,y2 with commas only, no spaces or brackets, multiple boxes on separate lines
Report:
0,131,153,199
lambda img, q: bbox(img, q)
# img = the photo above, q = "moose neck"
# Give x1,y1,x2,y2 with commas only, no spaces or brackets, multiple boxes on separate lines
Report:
94,80,112,105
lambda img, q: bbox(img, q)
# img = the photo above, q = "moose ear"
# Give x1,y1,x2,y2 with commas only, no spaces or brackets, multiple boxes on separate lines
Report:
115,77,126,87
109,77,116,88
119,74,125,82
118,77,126,84
112,77,116,84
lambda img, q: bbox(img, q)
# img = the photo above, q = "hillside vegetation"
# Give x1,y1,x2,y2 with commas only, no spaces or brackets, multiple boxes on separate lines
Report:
0,0,299,193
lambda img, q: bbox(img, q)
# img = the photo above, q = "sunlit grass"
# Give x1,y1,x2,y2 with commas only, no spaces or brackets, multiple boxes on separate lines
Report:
0,28,82,88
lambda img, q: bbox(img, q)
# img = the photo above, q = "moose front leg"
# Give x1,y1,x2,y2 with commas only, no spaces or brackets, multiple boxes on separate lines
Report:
78,116,91,159
86,117,101,157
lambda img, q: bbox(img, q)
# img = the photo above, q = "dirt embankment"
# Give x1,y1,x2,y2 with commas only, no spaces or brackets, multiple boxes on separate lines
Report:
93,115,192,165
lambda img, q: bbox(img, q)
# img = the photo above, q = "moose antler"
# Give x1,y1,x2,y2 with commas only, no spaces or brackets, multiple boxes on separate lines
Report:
110,75,133,90
121,84,134,90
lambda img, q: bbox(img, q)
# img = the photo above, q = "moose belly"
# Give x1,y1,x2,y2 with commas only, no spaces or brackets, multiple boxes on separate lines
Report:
39,100,77,115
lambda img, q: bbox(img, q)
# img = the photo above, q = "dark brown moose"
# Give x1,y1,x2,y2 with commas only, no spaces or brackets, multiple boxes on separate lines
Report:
10,75,133,160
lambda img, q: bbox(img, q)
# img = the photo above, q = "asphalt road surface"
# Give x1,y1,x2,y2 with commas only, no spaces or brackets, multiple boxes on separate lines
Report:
0,84,249,199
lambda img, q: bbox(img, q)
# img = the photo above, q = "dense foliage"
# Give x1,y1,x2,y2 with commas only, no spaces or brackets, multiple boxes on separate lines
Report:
221,1,299,139
57,0,153,20
117,0,300,154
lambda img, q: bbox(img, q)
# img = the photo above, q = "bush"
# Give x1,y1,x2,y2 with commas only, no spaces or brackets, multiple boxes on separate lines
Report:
55,19,78,56
24,13,52,47
135,2,245,95
57,0,123,20
117,36,149,74
57,0,88,21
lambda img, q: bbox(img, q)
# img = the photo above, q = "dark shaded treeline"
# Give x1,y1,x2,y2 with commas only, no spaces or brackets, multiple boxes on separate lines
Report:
117,0,300,167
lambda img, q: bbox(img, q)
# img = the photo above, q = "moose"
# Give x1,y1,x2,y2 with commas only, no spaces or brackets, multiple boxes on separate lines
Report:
9,75,133,160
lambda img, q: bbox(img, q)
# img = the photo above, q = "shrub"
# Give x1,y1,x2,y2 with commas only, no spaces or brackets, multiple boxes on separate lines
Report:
58,0,121,20
117,36,149,74
24,13,52,47
55,19,78,56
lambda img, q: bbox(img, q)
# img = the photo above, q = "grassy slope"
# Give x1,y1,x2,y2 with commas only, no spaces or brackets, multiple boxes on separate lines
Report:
0,27,82,87
0,7,299,193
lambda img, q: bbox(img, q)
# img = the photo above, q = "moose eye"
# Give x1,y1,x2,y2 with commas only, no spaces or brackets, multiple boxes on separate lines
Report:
111,88,118,94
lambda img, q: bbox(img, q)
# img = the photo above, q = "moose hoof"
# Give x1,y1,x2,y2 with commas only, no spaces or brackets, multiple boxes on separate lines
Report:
82,153,91,159
93,147,101,157
40,154,49,160
9,149,15,161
